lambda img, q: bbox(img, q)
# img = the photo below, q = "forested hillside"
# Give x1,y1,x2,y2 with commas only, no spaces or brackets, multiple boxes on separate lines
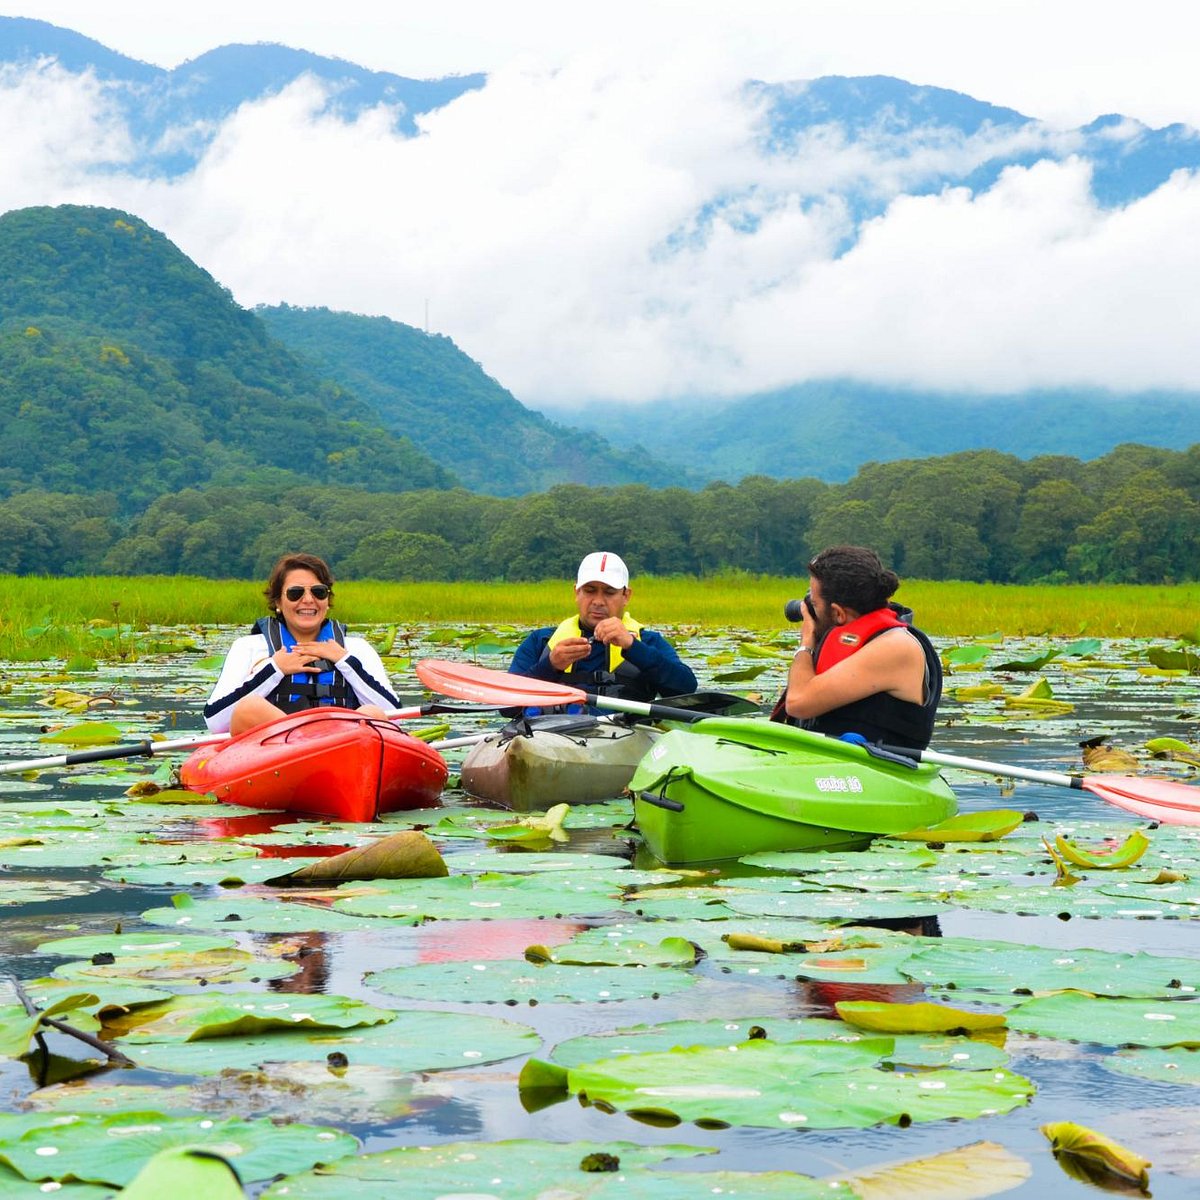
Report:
0,205,454,508
258,306,686,495
3,445,1197,585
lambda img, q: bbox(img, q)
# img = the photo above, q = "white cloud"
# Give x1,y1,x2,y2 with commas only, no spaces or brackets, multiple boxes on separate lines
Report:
1,56,1198,405
0,62,133,205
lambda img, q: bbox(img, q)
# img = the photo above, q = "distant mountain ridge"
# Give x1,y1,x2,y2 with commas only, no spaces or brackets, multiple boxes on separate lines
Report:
549,382,1200,483
0,16,484,174
257,305,692,495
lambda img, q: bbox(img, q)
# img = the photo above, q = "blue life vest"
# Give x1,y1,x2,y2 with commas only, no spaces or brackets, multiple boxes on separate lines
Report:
254,616,357,712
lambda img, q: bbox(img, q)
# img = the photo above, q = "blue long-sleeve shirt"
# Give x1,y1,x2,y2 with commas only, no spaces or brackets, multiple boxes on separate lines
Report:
509,624,697,712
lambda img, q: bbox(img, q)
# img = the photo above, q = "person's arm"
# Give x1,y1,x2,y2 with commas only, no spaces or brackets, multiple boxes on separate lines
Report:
203,636,282,732
784,628,925,720
338,638,402,709
621,630,699,696
509,629,560,680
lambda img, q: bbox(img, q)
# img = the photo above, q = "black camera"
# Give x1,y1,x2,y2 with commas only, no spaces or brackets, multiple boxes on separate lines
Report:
784,594,816,623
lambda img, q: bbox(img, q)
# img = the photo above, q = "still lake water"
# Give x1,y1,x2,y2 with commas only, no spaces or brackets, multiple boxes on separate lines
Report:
2,624,1199,1197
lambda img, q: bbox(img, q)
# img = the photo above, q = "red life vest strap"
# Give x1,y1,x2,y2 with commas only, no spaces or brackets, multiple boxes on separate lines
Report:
814,608,907,673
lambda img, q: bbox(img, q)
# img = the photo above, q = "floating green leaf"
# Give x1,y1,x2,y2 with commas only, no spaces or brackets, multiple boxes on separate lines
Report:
118,1009,538,1076
333,872,625,921
259,1142,803,1200
943,645,993,667
117,1146,247,1200
103,992,394,1043
527,1038,1032,1129
1009,991,1200,1046
903,938,1200,998
836,1000,1006,1035
889,810,1025,842
525,936,697,968
368,958,697,1005
0,991,98,1059
0,1110,356,1188
141,892,387,933
38,722,128,746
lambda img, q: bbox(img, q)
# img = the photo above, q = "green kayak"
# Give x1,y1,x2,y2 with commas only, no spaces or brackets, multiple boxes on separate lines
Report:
629,717,957,864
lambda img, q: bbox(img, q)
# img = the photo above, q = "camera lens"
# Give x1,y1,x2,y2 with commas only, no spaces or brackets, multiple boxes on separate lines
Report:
784,599,806,623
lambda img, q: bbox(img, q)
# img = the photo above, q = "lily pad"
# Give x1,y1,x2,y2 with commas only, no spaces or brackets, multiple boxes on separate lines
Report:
259,1142,820,1200
367,959,697,1004
53,946,297,987
525,936,697,968
140,892,388,933
526,1038,1032,1129
1009,991,1200,1046
103,858,327,886
903,938,1200,998
0,1110,356,1188
0,879,98,905
1103,1045,1200,1086
37,932,236,957
888,811,1025,842
740,846,940,873
28,1068,451,1127
332,872,626,921
118,1008,539,1076
835,1000,1006,1035
102,991,394,1043
550,1016,1008,1073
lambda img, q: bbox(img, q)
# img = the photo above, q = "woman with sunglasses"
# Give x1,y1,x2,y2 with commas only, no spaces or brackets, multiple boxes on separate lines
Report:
203,553,401,734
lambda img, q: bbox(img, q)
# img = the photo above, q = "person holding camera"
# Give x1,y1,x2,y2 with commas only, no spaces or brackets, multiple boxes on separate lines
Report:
771,544,942,750
203,553,400,735
507,551,697,713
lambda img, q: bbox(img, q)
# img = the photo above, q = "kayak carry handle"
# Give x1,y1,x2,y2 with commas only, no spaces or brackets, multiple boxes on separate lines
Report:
637,790,685,813
839,733,920,770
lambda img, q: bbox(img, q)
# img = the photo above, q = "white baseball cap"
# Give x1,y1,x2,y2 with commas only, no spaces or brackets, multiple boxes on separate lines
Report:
576,551,629,589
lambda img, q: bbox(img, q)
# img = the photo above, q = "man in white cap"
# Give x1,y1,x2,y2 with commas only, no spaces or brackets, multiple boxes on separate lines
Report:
508,551,697,710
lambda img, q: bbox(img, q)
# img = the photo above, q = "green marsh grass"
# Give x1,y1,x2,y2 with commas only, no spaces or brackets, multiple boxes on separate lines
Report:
2,574,1198,661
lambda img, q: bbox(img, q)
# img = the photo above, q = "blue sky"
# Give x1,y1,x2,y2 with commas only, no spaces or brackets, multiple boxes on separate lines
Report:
1,0,1198,404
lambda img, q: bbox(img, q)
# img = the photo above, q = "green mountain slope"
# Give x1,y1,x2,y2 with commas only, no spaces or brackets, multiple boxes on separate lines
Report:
257,305,688,495
551,381,1200,483
0,205,455,510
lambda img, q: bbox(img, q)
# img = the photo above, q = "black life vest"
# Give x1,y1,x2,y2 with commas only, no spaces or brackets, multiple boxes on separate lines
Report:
254,616,357,713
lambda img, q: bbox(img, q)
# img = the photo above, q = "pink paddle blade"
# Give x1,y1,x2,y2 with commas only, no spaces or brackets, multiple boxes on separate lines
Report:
417,659,586,707
1083,774,1200,825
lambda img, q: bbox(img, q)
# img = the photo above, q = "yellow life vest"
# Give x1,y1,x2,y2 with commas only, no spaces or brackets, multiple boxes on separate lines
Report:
547,613,643,674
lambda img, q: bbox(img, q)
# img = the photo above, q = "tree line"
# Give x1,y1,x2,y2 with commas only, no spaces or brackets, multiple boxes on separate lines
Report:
2,443,1198,584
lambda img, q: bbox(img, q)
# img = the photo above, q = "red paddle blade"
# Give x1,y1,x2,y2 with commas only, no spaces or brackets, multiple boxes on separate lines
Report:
416,659,587,708
1083,774,1200,825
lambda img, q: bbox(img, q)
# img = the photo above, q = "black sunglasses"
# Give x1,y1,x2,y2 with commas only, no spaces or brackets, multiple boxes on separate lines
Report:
284,584,331,602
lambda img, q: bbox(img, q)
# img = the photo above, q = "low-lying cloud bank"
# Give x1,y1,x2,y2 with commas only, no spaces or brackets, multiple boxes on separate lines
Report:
2,57,1197,405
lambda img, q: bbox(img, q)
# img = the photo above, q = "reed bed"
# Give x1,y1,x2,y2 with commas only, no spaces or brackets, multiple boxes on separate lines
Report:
1,574,1198,662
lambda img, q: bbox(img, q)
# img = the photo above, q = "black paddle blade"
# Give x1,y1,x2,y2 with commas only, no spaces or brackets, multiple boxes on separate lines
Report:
658,691,763,717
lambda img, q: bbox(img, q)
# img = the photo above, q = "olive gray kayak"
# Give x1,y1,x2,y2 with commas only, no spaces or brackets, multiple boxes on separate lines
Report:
460,714,659,811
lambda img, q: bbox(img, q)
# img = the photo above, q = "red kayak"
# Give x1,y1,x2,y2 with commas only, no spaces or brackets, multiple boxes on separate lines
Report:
179,708,448,822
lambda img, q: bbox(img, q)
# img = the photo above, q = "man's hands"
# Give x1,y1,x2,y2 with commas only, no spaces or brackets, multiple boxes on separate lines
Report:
591,617,635,650
547,637,592,671
547,620,633,671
